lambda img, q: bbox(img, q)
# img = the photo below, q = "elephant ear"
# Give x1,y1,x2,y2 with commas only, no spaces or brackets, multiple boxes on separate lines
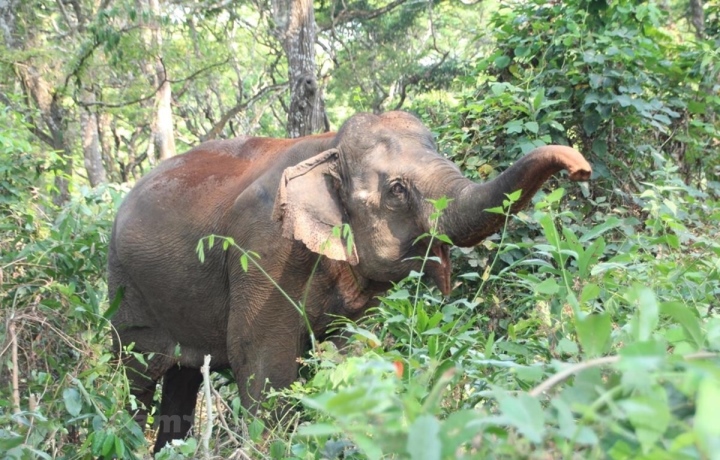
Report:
272,148,359,265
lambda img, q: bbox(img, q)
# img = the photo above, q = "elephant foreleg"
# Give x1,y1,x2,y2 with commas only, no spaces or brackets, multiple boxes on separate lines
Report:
153,366,203,453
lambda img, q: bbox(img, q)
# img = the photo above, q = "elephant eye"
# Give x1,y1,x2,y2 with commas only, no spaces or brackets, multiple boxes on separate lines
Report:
390,182,406,196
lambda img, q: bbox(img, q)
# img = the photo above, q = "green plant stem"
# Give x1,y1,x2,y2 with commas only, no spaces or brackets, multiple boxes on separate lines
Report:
529,351,719,397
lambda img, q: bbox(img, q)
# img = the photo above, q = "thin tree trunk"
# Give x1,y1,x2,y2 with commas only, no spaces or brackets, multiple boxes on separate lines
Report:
272,0,328,138
689,0,704,39
80,91,107,187
139,0,176,162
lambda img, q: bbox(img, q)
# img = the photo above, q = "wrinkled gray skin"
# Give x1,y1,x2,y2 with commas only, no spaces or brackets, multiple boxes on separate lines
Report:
108,111,591,452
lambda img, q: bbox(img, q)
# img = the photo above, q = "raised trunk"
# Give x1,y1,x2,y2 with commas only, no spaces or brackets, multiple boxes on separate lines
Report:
438,146,591,248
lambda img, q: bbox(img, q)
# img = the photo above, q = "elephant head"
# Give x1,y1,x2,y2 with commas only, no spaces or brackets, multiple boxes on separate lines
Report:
274,111,591,295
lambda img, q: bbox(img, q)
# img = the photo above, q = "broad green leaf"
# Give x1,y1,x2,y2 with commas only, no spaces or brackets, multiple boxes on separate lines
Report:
494,55,511,68
439,410,482,458
249,419,265,441
407,415,441,460
353,432,384,460
63,387,82,417
575,313,611,358
660,302,704,349
507,189,522,203
618,341,666,389
114,436,125,458
498,392,545,443
626,285,658,341
553,398,598,446
269,440,285,459
102,432,115,456
580,283,600,303
535,278,560,295
695,376,720,454
524,121,539,134
619,391,670,453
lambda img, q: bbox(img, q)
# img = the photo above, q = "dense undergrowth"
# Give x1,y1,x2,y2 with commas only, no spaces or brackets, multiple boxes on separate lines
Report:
2,1,720,459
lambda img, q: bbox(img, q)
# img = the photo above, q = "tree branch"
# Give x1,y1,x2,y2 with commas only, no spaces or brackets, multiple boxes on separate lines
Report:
529,351,719,397
79,59,229,108
318,0,411,32
201,83,286,141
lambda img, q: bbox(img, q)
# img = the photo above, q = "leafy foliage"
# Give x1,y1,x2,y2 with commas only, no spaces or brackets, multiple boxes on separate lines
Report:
2,0,720,459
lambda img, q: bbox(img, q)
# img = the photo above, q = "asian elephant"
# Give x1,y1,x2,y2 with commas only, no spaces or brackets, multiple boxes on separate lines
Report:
108,111,591,452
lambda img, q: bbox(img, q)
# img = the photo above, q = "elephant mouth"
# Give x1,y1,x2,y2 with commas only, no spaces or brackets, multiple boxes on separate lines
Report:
423,243,452,296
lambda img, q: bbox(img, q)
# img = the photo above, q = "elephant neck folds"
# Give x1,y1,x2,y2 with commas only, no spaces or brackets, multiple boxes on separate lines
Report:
322,259,390,321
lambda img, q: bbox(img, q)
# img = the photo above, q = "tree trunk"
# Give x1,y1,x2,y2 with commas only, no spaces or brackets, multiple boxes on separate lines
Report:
139,0,176,162
689,0,704,39
272,0,329,138
80,91,107,187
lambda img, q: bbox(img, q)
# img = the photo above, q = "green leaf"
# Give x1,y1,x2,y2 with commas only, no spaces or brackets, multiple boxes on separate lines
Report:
580,283,600,303
591,139,607,156
578,237,605,278
504,119,523,134
407,415,441,460
618,341,666,388
91,431,106,455
619,391,670,453
63,387,82,416
269,440,286,459
102,432,115,456
439,410,482,457
583,111,602,135
196,239,205,263
0,434,24,451
695,376,720,449
626,285,658,341
104,285,124,320
579,217,622,242
114,436,125,458
575,313,611,358
298,423,342,437
494,55,511,68
535,278,560,295
248,419,265,442
553,398,598,445
507,189,522,203
660,302,704,349
524,121,539,134
544,188,565,204
498,392,546,443
532,88,544,111
240,253,249,272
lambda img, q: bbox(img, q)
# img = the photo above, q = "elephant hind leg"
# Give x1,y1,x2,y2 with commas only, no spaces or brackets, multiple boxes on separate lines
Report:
153,366,203,454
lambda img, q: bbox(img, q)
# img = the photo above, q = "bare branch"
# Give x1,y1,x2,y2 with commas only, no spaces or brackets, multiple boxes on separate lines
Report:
318,0,411,32
80,59,229,109
201,83,286,141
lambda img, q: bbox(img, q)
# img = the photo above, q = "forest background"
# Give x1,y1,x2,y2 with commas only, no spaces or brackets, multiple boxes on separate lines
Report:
2,0,720,458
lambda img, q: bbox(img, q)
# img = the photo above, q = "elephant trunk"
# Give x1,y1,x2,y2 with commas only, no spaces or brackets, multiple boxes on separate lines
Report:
437,146,591,248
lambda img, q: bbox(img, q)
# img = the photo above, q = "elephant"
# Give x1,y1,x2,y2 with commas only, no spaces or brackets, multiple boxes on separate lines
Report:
108,111,591,453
